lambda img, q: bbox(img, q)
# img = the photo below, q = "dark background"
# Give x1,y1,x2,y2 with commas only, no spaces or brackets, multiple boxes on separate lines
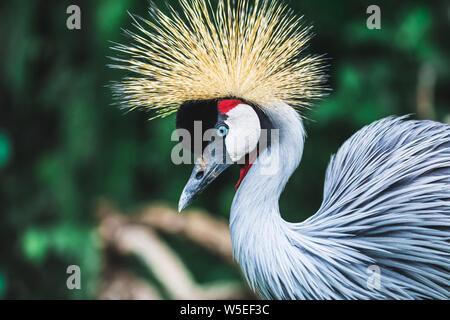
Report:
0,0,449,299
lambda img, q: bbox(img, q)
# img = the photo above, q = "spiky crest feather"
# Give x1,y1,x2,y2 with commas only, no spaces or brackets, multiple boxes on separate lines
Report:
110,0,327,118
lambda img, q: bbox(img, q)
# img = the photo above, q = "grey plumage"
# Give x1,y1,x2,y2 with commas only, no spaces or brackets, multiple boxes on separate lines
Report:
231,103,450,299
111,0,450,300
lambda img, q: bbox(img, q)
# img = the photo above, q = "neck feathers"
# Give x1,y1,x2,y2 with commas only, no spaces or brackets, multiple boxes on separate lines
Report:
229,103,306,298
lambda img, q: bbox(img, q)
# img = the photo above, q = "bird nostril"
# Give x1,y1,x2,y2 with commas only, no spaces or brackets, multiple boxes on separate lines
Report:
196,171,205,180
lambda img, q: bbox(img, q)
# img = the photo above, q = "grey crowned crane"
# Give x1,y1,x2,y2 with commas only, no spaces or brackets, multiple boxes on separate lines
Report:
110,0,450,299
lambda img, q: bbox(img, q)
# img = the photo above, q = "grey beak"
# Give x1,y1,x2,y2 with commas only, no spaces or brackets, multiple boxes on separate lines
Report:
178,157,231,212
178,141,232,212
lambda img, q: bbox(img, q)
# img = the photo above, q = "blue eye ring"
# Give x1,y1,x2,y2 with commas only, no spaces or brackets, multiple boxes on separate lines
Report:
216,124,229,137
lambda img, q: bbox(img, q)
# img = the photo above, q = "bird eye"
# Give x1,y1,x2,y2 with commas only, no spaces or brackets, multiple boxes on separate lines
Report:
217,125,229,137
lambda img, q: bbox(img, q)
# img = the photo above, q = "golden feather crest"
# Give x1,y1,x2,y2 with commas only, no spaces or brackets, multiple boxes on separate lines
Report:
110,0,327,119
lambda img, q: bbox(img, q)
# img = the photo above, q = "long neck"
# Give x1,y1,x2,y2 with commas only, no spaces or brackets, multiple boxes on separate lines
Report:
230,102,306,298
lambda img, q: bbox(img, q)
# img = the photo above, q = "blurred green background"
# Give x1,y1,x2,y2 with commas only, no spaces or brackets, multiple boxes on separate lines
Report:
0,0,449,299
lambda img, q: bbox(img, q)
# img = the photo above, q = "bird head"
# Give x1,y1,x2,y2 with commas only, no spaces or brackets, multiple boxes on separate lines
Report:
109,0,327,211
176,98,274,211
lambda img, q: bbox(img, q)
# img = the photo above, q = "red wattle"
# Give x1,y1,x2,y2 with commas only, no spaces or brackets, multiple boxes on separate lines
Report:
235,162,253,190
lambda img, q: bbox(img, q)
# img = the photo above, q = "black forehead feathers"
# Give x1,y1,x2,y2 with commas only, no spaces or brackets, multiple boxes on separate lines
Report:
176,99,219,153
176,99,219,132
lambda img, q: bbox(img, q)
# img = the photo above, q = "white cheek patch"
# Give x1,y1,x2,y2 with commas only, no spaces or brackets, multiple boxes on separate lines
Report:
224,104,261,162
